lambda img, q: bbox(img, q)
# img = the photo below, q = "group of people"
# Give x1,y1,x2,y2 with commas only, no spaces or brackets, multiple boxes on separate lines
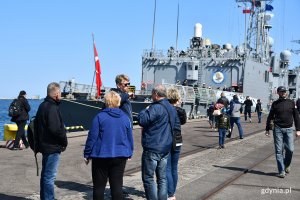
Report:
10,80,300,199
207,93,269,149
83,75,187,200
209,93,244,148
209,87,300,179
12,74,186,200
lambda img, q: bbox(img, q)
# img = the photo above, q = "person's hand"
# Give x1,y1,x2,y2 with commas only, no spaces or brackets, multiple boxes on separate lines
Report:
265,131,270,136
83,158,90,165
128,92,135,99
296,131,300,137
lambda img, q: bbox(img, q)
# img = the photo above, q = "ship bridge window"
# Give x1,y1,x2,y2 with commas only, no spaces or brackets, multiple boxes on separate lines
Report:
188,65,192,70
195,65,198,70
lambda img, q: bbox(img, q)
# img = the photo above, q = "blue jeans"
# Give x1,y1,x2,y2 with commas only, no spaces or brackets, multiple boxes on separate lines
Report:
142,150,169,200
40,153,60,200
230,117,244,138
218,128,227,146
273,126,294,173
257,112,262,123
167,146,181,197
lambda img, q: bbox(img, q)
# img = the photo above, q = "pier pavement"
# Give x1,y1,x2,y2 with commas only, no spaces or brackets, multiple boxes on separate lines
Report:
0,115,299,199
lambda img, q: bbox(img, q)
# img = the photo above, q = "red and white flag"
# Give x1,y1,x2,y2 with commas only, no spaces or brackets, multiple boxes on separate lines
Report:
243,7,252,14
93,42,102,98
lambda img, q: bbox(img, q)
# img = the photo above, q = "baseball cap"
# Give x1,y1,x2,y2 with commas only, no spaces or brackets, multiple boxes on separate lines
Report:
277,86,287,92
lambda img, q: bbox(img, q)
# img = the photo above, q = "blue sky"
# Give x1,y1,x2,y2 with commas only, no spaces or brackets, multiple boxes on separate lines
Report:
1,0,299,98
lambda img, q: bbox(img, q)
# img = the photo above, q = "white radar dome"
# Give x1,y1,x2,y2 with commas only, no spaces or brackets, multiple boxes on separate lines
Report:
280,50,291,62
194,23,202,38
224,43,232,50
204,38,211,46
268,36,274,47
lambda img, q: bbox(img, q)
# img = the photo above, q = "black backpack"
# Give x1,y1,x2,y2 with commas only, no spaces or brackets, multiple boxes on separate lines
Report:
27,116,40,176
8,99,22,117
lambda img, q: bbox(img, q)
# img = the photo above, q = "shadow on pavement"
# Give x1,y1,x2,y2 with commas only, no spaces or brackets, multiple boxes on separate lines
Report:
213,165,277,177
55,181,146,199
123,186,146,199
0,194,27,200
55,180,91,193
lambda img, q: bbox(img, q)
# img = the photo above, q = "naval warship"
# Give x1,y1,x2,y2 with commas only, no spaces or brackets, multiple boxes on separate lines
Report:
59,0,297,130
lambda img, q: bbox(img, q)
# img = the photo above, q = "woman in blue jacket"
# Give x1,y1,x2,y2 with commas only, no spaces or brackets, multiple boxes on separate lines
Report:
83,91,134,200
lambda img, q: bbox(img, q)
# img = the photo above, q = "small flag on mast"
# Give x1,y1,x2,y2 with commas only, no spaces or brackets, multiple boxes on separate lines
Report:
93,42,102,98
243,7,251,14
265,4,274,11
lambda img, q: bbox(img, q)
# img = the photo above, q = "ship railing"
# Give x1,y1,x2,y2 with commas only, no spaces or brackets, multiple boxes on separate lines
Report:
143,49,181,59
196,88,217,105
60,81,97,94
162,83,195,104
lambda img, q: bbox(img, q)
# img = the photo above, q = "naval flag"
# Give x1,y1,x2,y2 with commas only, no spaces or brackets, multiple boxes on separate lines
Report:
93,42,102,98
243,8,251,14
265,4,274,11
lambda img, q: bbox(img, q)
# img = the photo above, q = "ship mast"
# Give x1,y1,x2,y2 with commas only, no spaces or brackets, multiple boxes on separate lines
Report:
175,1,180,52
151,0,157,53
236,0,273,62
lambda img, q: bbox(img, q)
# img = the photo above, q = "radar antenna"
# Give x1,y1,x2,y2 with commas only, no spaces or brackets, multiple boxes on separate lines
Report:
291,40,300,55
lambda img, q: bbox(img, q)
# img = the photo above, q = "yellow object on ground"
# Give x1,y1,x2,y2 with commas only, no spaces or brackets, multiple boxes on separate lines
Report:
3,124,28,141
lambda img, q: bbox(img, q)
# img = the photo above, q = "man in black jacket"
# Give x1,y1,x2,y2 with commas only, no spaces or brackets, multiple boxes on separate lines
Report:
217,92,229,108
35,82,68,200
296,97,300,113
266,86,300,178
11,90,31,150
243,96,253,122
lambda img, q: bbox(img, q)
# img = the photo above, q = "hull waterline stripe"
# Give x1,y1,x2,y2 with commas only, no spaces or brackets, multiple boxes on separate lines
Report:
62,99,102,109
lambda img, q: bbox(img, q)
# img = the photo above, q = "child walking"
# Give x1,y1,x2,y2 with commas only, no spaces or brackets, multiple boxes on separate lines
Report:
217,108,230,149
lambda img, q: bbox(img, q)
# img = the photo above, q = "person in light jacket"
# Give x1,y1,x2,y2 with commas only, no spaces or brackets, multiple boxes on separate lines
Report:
84,91,133,200
227,95,244,139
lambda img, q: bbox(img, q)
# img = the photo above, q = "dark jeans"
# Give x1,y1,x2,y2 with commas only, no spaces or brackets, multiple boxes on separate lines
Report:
257,112,262,123
14,120,29,148
244,109,251,121
167,146,181,197
92,157,127,200
40,153,61,200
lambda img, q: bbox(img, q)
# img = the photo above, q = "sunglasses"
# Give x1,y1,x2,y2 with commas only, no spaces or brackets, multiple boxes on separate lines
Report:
122,83,130,87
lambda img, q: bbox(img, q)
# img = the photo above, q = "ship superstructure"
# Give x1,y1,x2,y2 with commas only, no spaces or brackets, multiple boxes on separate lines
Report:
59,0,298,130
141,0,292,108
